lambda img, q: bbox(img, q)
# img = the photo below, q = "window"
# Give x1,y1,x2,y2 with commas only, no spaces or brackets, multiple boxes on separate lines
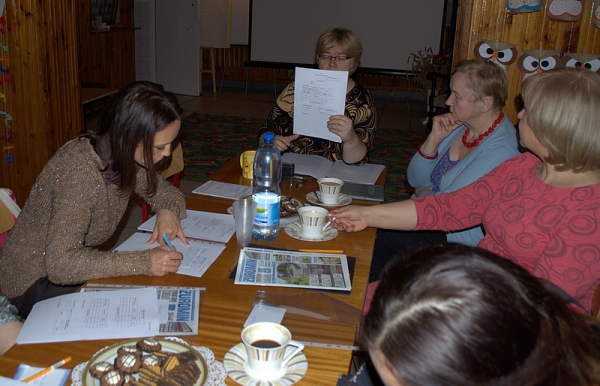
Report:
90,0,119,25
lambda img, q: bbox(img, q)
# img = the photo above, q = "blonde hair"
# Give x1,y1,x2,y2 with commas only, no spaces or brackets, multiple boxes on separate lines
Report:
314,28,362,72
521,68,600,172
454,59,508,110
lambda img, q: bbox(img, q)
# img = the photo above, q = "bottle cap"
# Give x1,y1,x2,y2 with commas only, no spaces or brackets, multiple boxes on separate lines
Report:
263,132,275,142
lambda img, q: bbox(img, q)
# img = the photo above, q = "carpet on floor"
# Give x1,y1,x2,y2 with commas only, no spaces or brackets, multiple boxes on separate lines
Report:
178,113,427,202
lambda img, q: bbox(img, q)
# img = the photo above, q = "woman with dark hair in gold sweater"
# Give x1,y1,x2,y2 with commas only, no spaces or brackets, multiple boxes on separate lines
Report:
0,81,189,318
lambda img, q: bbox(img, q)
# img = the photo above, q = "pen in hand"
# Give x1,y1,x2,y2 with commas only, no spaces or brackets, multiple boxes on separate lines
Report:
162,233,176,252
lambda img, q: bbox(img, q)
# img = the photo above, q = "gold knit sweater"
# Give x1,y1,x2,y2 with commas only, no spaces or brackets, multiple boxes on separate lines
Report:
0,138,186,298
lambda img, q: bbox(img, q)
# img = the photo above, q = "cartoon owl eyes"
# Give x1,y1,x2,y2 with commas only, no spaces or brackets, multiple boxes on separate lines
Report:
476,42,517,64
520,55,558,73
565,58,600,72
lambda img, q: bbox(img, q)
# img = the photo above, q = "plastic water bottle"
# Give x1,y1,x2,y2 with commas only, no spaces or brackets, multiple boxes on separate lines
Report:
252,132,282,242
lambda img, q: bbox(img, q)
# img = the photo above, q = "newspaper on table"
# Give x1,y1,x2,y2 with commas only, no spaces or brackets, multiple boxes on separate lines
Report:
81,284,204,336
234,247,351,292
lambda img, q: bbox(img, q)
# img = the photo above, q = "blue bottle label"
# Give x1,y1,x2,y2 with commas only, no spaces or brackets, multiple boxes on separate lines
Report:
253,192,280,227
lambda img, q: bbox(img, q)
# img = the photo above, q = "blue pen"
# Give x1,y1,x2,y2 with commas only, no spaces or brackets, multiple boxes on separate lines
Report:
163,233,176,252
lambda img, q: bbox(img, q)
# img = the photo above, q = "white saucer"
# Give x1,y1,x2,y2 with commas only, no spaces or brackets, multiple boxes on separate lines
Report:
284,221,338,242
224,342,308,386
306,192,352,207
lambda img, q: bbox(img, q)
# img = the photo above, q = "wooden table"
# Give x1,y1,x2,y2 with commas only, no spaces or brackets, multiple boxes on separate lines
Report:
0,154,386,385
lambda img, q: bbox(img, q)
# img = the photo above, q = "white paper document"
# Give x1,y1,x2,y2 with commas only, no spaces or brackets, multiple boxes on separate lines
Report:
138,209,235,244
326,161,385,185
12,364,71,385
192,180,253,200
114,232,226,278
81,284,205,336
293,67,348,143
244,304,286,327
282,153,385,184
17,288,160,344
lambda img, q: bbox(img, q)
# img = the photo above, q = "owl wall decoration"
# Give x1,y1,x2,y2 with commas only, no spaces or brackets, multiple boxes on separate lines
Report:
517,50,565,81
546,0,583,22
563,53,600,73
474,40,518,72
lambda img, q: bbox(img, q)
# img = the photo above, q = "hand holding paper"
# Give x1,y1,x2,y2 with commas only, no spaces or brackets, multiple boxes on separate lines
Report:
293,67,348,143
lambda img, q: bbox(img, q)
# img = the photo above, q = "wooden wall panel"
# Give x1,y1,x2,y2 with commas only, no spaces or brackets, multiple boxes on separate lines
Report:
77,0,135,89
455,0,600,123
203,45,422,92
0,1,81,206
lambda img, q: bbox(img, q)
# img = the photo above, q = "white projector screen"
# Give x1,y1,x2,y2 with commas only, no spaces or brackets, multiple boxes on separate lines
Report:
249,0,446,74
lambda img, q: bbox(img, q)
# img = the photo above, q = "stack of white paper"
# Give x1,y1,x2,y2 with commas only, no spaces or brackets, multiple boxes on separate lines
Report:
17,288,160,344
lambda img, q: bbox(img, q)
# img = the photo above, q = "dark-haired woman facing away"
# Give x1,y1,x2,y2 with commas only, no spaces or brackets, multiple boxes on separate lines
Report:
362,244,600,386
0,81,189,319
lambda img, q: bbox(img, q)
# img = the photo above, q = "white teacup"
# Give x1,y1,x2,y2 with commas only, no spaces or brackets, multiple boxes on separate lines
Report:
241,322,305,380
298,206,331,239
317,178,344,204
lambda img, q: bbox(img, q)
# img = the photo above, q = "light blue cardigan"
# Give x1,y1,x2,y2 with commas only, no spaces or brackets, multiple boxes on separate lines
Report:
407,117,521,246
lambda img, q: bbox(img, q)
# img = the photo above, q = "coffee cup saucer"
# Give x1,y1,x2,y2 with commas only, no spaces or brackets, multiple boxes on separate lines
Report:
306,192,352,207
224,342,308,386
284,221,338,242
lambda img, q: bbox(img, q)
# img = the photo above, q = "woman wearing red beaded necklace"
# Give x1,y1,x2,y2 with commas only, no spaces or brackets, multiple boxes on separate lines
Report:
330,68,600,312
367,59,520,282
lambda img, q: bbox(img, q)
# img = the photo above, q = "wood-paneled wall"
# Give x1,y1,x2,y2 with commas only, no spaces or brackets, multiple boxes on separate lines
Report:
0,0,137,206
455,0,600,122
203,46,424,92
77,0,136,89
0,1,81,206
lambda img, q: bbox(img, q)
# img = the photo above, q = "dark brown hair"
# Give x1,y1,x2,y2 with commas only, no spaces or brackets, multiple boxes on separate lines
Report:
80,81,182,195
362,243,600,386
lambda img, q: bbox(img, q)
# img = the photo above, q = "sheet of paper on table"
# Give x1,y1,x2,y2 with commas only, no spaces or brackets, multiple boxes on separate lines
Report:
12,364,71,385
138,209,235,244
114,232,225,278
191,180,253,200
81,283,204,336
282,153,385,184
293,67,347,143
16,288,160,344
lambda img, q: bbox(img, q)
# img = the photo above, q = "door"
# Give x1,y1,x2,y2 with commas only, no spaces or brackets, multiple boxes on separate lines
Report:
155,0,200,95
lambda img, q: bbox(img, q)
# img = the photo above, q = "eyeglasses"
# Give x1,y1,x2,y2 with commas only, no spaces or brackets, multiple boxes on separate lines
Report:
318,54,352,62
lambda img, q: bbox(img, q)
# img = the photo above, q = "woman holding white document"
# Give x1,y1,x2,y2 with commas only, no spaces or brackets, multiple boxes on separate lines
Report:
258,28,376,165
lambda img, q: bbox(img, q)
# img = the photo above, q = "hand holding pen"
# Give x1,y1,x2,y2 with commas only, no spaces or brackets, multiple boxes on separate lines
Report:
148,234,183,276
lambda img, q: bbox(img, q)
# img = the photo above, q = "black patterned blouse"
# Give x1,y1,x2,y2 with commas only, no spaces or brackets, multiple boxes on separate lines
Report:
258,81,376,165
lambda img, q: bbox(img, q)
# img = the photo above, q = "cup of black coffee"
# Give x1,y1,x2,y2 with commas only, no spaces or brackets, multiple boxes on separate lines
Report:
241,322,305,380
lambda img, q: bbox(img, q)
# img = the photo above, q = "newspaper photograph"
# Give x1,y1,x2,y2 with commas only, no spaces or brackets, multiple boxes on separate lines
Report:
80,284,204,336
234,247,351,291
